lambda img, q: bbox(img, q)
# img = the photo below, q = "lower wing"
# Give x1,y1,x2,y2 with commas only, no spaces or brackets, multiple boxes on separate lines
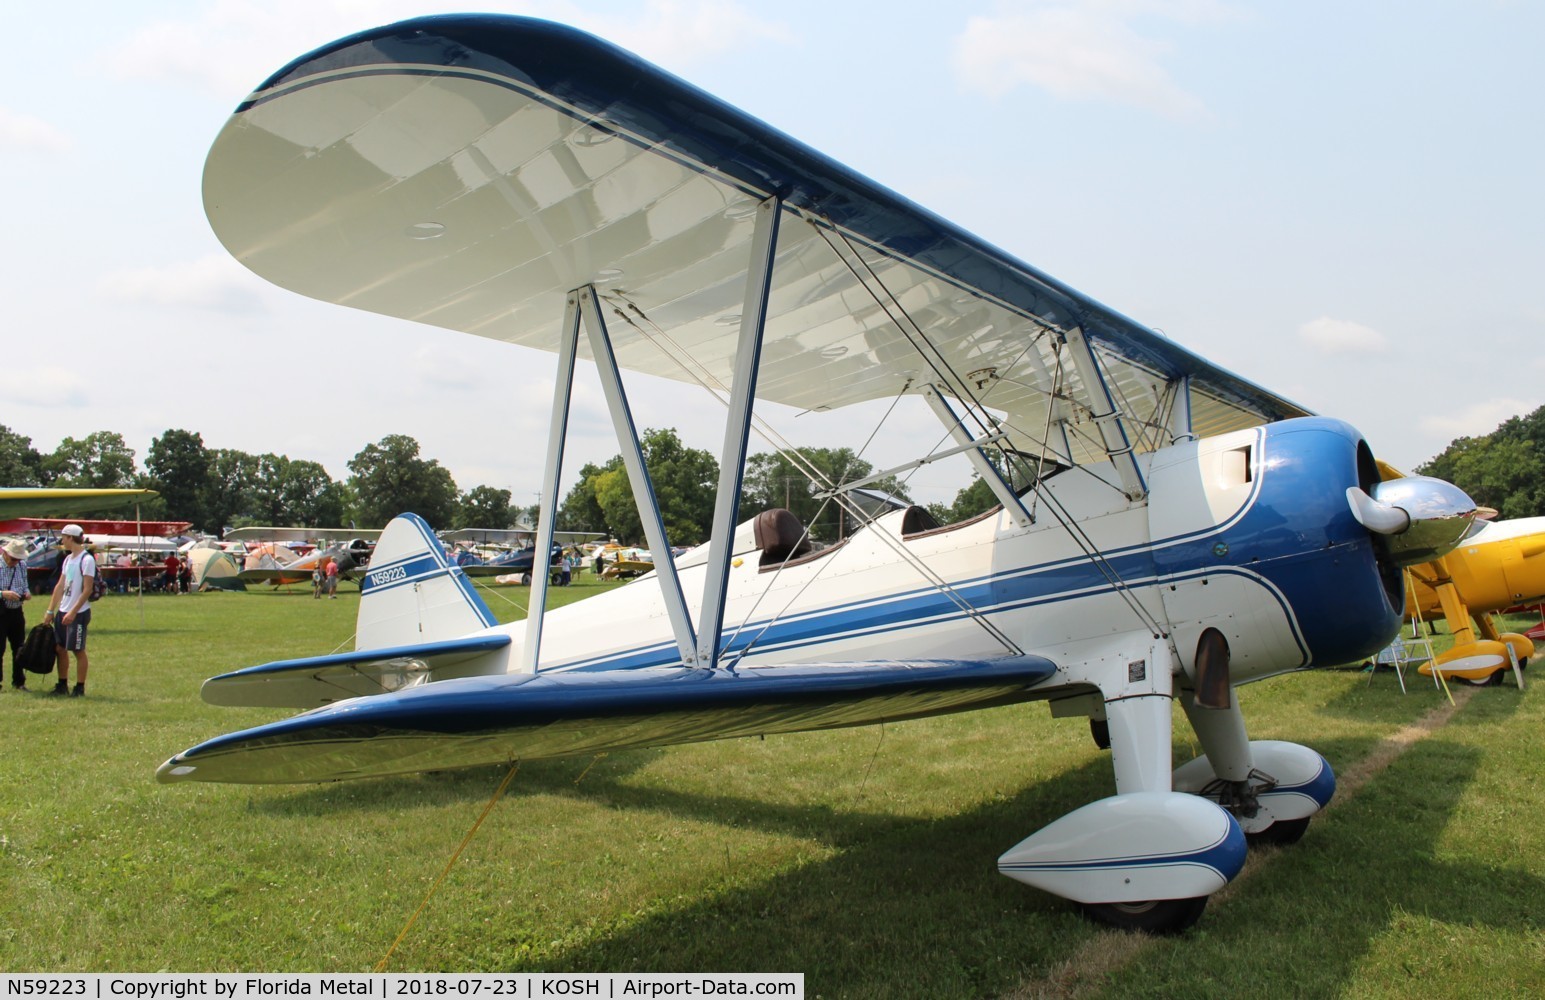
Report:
159,655,1056,784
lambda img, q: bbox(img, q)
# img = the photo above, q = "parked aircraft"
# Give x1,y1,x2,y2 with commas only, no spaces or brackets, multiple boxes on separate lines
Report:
161,15,1481,932
224,527,381,586
1404,516,1545,685
444,527,600,582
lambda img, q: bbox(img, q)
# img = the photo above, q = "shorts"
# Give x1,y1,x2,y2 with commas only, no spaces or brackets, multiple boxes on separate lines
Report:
55,609,91,652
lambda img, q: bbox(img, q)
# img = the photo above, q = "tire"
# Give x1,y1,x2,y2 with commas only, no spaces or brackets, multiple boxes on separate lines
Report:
1246,815,1310,847
519,571,531,586
1079,896,1209,935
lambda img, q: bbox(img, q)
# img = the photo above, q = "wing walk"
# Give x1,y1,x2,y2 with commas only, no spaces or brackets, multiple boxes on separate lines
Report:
206,15,1309,471
161,655,1057,784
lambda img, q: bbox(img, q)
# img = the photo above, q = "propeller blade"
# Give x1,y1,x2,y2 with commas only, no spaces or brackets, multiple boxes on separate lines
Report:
1345,487,1410,535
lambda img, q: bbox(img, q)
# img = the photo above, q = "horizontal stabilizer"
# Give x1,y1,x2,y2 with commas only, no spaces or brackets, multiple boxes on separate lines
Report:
200,634,512,709
159,655,1057,784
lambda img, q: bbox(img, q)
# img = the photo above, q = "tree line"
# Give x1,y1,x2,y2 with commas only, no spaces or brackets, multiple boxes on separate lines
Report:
0,425,529,535
1,421,1033,543
1416,403,1545,519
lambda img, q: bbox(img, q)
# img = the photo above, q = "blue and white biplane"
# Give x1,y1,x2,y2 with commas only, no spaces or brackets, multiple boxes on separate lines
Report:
160,15,1481,932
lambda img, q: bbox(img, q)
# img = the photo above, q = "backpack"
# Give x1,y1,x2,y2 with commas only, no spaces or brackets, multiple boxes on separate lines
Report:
18,622,56,673
85,554,105,601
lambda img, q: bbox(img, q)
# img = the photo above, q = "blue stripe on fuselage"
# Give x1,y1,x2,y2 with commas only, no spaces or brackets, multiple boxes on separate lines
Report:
547,419,1398,674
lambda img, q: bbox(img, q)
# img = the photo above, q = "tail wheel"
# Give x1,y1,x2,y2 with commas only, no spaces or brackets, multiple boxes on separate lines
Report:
1080,896,1209,935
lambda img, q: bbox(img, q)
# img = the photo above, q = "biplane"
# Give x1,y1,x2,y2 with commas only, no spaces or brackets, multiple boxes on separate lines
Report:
160,15,1482,932
224,526,381,586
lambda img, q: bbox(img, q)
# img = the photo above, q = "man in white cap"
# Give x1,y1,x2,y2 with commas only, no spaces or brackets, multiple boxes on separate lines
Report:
43,524,96,697
1,538,30,691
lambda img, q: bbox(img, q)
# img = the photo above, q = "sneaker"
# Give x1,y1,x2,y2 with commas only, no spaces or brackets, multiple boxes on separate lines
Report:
11,683,24,692
70,684,85,698
48,679,69,696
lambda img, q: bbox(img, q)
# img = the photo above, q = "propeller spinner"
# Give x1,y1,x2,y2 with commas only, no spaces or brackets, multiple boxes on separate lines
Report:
1346,476,1486,566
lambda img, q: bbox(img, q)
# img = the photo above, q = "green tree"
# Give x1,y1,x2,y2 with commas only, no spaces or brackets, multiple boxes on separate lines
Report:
1418,434,1545,519
146,429,209,527
740,447,911,541
939,474,1000,524
558,431,718,545
280,459,344,527
44,431,137,488
0,425,43,485
556,460,618,536
247,454,342,526
347,434,459,529
458,485,514,529
201,448,261,536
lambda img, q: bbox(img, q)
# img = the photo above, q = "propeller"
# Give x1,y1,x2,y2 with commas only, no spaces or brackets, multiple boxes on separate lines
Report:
1346,476,1483,566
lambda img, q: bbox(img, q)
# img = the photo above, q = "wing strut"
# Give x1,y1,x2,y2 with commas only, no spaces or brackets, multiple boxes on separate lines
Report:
522,291,584,673
698,196,781,668
1062,326,1148,501
1167,375,1196,444
920,385,1035,529
579,286,700,666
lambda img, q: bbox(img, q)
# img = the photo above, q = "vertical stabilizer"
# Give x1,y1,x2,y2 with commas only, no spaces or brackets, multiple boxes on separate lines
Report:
357,513,497,650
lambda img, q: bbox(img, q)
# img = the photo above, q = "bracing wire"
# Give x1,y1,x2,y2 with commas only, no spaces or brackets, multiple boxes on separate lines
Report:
375,762,520,971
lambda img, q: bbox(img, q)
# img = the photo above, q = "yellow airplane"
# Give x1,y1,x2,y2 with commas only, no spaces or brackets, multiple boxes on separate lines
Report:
1373,460,1531,685
1403,516,1545,685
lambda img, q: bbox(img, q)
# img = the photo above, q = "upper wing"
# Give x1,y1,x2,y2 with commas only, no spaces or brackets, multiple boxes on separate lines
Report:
158,655,1056,784
204,15,1308,468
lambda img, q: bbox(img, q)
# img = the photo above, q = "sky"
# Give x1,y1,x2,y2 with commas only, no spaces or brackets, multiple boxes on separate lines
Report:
4,0,1542,513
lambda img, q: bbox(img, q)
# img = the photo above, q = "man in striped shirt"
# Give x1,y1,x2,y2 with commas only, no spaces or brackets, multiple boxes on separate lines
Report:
1,538,30,691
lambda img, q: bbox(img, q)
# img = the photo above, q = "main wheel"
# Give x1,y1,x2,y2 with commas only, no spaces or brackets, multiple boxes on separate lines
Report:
1079,896,1209,934
1246,815,1310,847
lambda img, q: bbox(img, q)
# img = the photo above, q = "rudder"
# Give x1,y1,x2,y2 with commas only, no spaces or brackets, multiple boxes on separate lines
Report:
357,513,496,650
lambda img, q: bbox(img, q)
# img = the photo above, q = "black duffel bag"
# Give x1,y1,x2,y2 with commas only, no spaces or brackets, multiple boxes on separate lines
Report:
17,622,56,674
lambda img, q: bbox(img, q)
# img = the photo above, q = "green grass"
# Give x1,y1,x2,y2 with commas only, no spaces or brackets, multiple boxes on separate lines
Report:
0,587,1539,997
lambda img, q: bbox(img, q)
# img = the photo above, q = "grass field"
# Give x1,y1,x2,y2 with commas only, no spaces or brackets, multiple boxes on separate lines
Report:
1,581,1541,997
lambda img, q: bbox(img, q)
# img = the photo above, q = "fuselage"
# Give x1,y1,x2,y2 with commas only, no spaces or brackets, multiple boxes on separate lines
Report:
494,416,1401,686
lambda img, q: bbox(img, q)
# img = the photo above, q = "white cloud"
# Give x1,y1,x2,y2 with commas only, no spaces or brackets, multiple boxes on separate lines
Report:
14,366,89,408
104,1,790,99
603,0,794,68
951,0,1229,120
0,106,73,153
1297,316,1390,355
1420,397,1539,440
96,255,272,314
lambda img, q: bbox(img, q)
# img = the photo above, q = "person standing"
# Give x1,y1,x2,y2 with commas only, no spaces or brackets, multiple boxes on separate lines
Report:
162,551,180,594
43,524,96,697
324,556,339,598
1,539,30,691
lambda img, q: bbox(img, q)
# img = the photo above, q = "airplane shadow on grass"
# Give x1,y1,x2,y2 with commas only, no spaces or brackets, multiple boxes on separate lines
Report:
484,754,1137,993
239,713,1535,996
1112,736,1543,998
520,736,1532,997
